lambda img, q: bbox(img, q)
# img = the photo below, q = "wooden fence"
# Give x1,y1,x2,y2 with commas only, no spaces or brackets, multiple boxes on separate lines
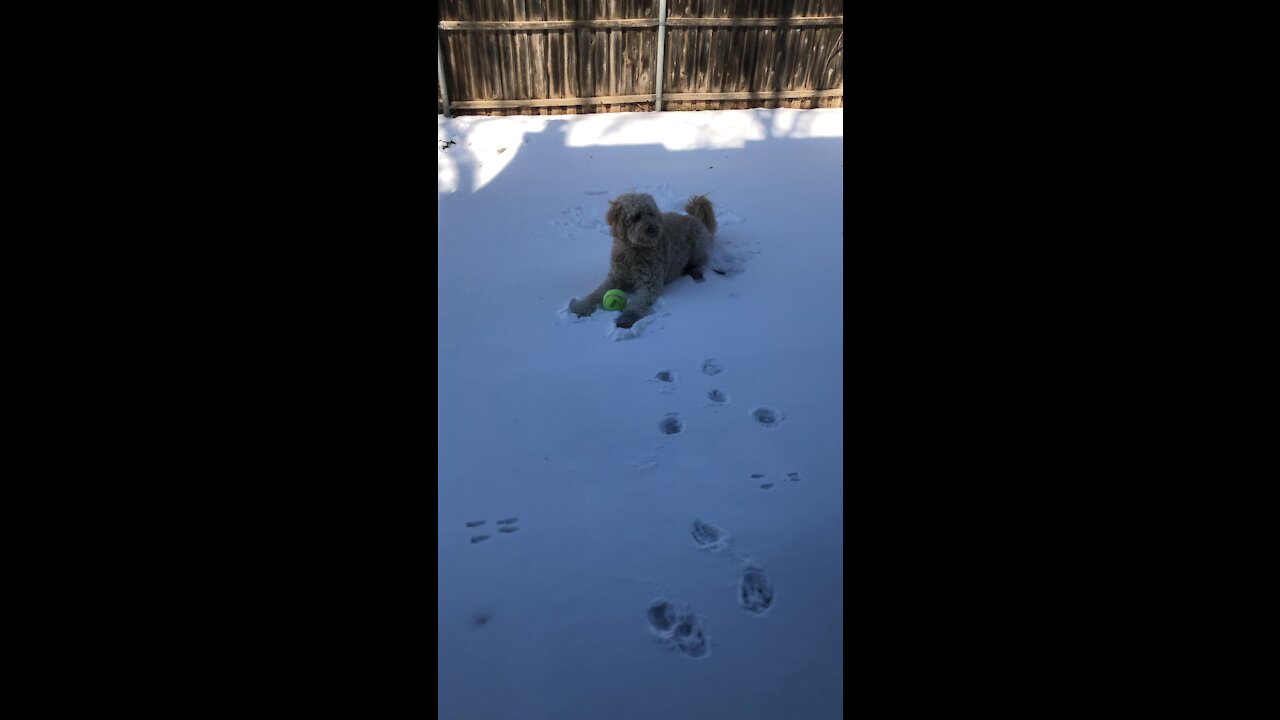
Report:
438,0,843,115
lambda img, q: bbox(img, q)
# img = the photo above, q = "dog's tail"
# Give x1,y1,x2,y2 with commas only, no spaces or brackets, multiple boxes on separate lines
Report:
685,195,717,237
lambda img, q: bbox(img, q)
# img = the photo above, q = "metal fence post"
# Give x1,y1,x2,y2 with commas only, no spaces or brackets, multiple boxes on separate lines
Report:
438,33,451,117
654,0,668,111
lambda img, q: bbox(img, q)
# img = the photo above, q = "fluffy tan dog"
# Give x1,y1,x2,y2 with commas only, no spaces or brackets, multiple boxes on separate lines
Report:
569,193,717,328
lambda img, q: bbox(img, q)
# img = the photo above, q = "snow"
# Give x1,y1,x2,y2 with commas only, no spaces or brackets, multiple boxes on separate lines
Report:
438,108,843,720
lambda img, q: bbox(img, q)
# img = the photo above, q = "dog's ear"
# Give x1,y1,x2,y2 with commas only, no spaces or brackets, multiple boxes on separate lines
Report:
605,201,626,239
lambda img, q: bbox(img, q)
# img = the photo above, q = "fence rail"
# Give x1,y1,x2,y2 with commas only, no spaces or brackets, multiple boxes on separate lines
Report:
437,0,843,116
438,16,841,30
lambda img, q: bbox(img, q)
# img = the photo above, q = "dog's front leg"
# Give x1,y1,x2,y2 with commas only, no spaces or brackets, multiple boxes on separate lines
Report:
569,277,618,317
615,284,660,328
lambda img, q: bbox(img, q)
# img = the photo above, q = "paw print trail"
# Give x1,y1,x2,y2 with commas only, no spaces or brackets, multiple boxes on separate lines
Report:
690,520,730,552
646,599,710,659
466,517,522,544
739,565,776,615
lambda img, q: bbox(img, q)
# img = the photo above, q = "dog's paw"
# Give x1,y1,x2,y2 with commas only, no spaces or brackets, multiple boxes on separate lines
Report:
568,299,596,317
616,311,643,329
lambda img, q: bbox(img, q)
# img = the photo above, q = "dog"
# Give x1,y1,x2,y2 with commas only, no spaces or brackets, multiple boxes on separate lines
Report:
569,193,718,328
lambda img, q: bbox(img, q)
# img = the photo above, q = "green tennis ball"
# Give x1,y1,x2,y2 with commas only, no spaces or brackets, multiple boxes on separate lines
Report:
602,289,627,311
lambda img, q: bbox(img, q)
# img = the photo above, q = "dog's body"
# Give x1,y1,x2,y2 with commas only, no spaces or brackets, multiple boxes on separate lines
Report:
569,193,717,328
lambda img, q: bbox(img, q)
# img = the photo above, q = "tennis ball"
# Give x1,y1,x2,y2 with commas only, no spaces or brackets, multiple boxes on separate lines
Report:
602,289,627,311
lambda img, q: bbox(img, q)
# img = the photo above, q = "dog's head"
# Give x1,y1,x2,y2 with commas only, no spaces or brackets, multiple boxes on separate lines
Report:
606,193,663,248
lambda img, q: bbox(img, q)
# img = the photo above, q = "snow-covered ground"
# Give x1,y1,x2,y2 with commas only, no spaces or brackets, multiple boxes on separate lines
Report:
438,108,843,720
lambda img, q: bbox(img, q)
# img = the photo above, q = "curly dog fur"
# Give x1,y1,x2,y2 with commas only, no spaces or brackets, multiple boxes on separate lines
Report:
569,193,717,328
